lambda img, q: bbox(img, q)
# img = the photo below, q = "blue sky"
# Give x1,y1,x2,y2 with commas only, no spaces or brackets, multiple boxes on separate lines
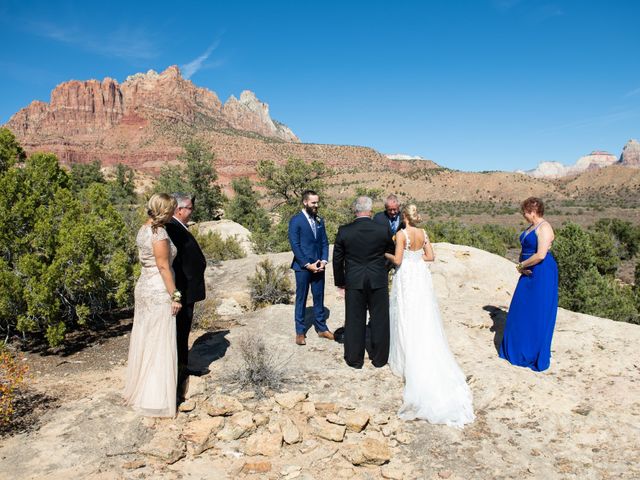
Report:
0,0,638,171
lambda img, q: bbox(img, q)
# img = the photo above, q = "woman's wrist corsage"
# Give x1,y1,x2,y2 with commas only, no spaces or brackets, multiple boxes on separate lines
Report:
171,290,182,303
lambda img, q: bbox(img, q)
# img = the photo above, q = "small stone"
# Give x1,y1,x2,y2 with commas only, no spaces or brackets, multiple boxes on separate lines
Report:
241,460,272,473
281,465,302,476
313,418,346,442
275,391,308,409
326,413,346,425
238,390,256,401
299,439,319,454
372,413,390,425
572,405,592,416
314,402,339,413
244,430,283,456
341,438,391,466
381,464,406,480
178,400,196,413
253,413,269,427
186,375,207,398
139,431,186,465
122,459,145,470
438,470,453,479
181,416,224,455
395,432,413,445
216,411,255,441
300,401,316,417
281,416,302,445
344,410,370,433
206,394,243,416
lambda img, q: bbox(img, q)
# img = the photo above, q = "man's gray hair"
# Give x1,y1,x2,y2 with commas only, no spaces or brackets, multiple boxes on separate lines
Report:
172,192,194,208
353,196,373,213
384,194,399,207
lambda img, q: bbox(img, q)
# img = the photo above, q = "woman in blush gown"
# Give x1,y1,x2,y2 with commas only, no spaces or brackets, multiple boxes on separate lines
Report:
385,204,474,427
124,193,183,417
499,197,558,372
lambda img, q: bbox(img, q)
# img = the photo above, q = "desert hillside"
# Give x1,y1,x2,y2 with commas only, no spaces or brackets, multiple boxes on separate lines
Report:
1,244,638,479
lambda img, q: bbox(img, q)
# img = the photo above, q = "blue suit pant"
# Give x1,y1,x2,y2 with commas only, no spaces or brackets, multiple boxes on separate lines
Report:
294,270,327,334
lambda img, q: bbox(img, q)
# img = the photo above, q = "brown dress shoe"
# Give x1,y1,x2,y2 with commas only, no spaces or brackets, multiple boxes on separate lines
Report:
296,334,306,345
317,330,334,340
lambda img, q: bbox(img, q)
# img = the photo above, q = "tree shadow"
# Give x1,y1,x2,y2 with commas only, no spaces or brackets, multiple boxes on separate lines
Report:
187,330,230,375
302,306,331,335
483,305,508,352
14,309,134,356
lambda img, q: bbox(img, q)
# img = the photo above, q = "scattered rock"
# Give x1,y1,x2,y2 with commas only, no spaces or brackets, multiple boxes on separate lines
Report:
300,401,316,417
438,470,453,479
395,432,414,445
139,431,186,465
181,416,224,455
381,464,407,480
253,412,269,427
122,459,145,470
178,400,196,413
314,402,339,413
326,413,345,425
241,460,272,474
299,439,319,454
281,416,302,445
341,438,391,466
344,410,370,432
205,394,243,417
275,391,308,409
216,411,255,441
372,413,390,425
313,418,346,442
244,430,283,456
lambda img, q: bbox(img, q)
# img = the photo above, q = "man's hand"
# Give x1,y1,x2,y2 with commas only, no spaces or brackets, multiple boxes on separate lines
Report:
306,261,323,273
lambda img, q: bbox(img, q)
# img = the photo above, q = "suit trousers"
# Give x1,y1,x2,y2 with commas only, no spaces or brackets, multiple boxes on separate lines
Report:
344,278,390,368
294,270,327,334
176,302,195,368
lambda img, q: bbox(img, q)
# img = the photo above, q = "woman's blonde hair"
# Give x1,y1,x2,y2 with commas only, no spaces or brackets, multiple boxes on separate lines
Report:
147,193,177,232
403,204,422,226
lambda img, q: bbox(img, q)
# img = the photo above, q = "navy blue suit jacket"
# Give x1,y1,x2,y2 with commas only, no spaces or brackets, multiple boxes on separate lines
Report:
288,211,329,271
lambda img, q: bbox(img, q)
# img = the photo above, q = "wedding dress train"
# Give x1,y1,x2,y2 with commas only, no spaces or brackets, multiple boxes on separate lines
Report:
389,230,474,427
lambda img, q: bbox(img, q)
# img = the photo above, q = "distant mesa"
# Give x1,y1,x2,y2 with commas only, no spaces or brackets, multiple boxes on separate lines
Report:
520,150,623,178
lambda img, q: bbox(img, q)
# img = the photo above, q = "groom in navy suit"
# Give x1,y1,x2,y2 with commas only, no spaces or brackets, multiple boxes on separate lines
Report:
288,190,333,345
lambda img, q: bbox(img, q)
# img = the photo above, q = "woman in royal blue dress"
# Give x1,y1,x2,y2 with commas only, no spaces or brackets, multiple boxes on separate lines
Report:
499,197,558,372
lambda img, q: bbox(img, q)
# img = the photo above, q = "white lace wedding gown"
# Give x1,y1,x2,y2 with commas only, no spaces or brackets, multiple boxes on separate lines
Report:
123,225,178,417
389,230,475,427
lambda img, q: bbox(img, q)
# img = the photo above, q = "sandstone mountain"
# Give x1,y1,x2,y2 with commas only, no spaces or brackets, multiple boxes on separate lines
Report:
4,66,398,182
619,139,640,167
521,150,618,178
1,242,638,479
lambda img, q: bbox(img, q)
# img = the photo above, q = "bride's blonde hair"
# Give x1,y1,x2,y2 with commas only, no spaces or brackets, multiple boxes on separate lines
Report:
147,193,177,232
403,204,422,226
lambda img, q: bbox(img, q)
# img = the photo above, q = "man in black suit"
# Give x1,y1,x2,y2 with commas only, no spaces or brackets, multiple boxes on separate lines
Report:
373,194,402,235
333,196,395,368
165,193,207,398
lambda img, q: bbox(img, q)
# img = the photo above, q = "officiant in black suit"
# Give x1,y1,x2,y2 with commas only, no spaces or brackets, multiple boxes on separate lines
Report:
333,196,395,369
166,193,207,399
373,194,403,235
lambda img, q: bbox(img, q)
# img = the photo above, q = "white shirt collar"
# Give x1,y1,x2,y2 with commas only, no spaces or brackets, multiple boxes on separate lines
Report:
172,215,189,230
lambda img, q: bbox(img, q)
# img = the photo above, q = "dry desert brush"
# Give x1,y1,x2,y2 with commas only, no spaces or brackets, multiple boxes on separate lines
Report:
247,259,293,309
228,333,289,398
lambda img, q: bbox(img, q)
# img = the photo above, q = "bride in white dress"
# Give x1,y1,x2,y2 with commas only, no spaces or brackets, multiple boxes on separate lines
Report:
385,205,474,427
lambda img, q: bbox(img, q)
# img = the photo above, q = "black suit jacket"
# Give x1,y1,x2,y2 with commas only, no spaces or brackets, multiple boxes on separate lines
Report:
333,217,395,289
165,218,207,304
372,210,404,234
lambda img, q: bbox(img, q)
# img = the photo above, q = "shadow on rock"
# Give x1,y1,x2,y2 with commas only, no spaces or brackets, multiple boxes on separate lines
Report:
483,305,507,352
188,330,230,374
302,306,332,335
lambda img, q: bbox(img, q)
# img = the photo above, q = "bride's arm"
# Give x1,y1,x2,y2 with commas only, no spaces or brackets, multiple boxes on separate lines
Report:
385,234,405,266
422,230,435,262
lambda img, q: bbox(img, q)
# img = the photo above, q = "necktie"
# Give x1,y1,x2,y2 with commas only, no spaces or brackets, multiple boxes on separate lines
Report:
310,217,317,237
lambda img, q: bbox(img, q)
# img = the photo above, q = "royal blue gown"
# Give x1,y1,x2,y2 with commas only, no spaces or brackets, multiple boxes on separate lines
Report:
499,223,558,372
